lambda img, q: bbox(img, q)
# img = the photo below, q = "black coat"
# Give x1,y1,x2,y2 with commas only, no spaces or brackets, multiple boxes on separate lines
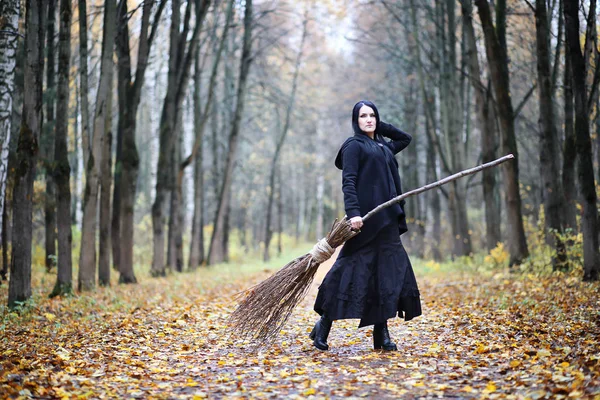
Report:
335,122,412,253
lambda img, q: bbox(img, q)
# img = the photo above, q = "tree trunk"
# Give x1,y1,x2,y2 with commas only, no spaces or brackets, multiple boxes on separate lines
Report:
475,0,529,266
50,0,73,297
211,102,220,217
44,0,57,273
152,0,209,276
408,0,471,257
408,0,442,260
167,114,183,272
535,0,567,270
112,85,122,273
1,203,8,281
189,49,205,270
208,0,254,265
264,16,307,261
315,127,325,241
8,0,46,307
446,0,472,256
0,0,20,251
426,115,442,261
403,81,425,258
98,85,113,286
461,0,500,251
564,0,600,281
79,0,117,291
150,16,177,276
78,0,90,171
562,39,577,231
115,0,165,284
277,165,282,256
71,78,80,225
186,0,234,269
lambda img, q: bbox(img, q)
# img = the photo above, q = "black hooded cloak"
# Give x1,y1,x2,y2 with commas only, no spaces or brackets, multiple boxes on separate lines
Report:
313,122,422,327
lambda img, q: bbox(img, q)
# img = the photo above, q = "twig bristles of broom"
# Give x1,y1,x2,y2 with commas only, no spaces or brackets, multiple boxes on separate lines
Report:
229,154,515,346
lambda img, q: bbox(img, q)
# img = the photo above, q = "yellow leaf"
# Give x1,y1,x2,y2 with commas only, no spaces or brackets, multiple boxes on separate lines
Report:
509,360,521,368
484,382,497,393
462,386,474,393
303,388,316,396
475,343,488,354
44,313,56,322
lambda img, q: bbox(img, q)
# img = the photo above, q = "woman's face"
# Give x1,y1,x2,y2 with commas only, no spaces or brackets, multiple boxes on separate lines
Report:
357,105,376,135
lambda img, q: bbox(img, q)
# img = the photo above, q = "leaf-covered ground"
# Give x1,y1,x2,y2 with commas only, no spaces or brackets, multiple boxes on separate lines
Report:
1,248,599,399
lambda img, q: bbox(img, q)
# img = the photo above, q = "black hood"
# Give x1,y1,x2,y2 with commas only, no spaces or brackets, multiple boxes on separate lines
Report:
335,133,381,169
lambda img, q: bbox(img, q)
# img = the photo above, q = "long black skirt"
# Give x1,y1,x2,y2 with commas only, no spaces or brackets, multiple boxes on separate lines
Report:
313,224,422,328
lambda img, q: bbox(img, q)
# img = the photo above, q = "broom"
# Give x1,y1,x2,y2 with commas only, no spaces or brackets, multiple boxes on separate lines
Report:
228,154,515,345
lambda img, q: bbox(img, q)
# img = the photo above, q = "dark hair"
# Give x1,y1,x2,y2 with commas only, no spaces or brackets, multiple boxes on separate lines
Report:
352,100,380,135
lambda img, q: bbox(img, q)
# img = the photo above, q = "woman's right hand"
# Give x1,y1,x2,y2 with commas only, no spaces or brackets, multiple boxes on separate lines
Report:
349,216,363,231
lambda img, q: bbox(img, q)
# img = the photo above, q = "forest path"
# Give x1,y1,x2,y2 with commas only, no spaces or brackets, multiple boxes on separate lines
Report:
1,251,599,399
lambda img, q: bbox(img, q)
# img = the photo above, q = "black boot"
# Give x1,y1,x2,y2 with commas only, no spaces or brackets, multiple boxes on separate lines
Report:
309,315,332,350
373,321,397,351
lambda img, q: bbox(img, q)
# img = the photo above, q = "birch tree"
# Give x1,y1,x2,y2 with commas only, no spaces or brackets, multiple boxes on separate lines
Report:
0,0,20,251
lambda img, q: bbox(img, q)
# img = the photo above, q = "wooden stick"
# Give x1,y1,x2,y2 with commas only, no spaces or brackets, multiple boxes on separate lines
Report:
362,154,514,222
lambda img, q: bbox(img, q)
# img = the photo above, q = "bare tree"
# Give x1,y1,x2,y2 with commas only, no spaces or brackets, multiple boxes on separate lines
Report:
0,0,20,253
186,0,235,270
98,75,113,286
562,36,577,232
461,0,501,251
151,0,211,276
79,0,117,291
43,0,58,273
114,0,167,283
534,0,567,270
208,0,254,265
475,0,528,266
50,0,73,297
8,0,46,307
564,0,600,281
78,0,91,170
264,15,307,262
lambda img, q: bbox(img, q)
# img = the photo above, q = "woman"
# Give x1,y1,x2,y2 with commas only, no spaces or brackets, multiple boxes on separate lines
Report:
311,100,422,351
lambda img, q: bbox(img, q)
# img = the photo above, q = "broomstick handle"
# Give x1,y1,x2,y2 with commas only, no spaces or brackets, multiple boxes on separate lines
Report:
362,154,515,222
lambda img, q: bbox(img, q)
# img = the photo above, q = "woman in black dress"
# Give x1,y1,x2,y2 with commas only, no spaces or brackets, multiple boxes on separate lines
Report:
311,100,422,351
